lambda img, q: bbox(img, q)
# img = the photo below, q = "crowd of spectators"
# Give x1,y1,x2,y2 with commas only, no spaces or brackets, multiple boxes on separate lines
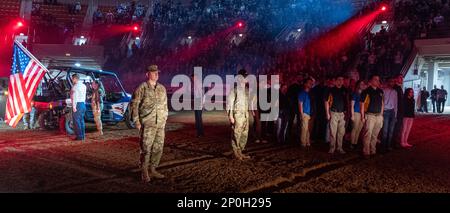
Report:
116,0,377,88
355,0,450,81
27,0,447,91
93,2,147,25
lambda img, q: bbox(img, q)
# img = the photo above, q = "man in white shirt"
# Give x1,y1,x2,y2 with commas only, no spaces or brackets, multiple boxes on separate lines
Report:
71,74,87,141
381,77,398,152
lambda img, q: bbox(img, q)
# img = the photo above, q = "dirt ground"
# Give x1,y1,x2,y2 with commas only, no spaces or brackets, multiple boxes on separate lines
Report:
0,111,449,193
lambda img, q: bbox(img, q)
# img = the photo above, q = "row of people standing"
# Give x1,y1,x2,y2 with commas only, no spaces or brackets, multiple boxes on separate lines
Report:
267,74,416,157
418,85,447,113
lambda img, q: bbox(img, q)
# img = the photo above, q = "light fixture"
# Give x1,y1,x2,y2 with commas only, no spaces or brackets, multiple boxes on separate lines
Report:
75,63,81,67
297,28,302,32
19,33,24,36
80,36,85,39
382,20,387,24
65,53,71,56
188,36,192,39
135,37,140,40
239,34,243,37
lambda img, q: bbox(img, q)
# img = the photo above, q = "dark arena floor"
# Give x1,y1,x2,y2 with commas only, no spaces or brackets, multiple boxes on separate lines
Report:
0,111,449,193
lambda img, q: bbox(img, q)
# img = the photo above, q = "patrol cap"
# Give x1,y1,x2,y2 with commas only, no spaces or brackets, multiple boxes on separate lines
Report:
237,69,248,77
147,65,160,73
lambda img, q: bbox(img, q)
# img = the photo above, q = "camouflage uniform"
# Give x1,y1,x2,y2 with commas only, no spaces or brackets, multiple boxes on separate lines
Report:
91,87,104,135
130,81,168,170
227,84,250,158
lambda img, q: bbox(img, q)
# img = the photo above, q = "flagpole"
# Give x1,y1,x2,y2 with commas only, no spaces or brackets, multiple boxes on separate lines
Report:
14,39,49,73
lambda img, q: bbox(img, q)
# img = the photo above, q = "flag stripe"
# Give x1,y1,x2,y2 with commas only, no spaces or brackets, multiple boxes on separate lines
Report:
23,60,34,78
25,67,39,95
6,90,14,119
28,68,45,98
5,41,47,128
15,74,30,113
8,114,23,128
25,62,38,88
9,76,22,114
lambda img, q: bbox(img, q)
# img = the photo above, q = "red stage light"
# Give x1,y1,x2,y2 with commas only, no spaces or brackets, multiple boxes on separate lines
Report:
17,21,23,27
381,6,387,11
237,22,244,28
133,25,139,31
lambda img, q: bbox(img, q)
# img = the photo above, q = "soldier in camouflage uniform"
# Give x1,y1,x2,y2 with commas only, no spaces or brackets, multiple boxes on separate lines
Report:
227,69,251,160
130,65,169,183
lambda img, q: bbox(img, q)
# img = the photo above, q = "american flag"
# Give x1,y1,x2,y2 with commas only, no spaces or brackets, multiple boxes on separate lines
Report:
5,40,47,127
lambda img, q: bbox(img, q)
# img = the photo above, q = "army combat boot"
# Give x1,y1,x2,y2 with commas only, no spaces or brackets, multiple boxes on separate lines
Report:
141,168,151,183
150,166,165,179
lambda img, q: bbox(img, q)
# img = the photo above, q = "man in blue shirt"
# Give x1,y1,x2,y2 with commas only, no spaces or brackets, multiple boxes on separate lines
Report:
350,80,367,149
298,77,314,148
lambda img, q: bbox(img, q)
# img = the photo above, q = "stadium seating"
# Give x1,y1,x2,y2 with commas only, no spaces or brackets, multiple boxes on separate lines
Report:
0,0,21,18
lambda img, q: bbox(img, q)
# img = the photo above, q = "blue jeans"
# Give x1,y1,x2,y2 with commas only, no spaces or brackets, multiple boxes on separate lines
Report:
22,106,36,128
73,102,86,140
382,109,396,150
194,110,204,136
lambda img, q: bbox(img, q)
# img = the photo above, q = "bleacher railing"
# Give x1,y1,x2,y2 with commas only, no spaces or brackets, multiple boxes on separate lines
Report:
401,47,418,76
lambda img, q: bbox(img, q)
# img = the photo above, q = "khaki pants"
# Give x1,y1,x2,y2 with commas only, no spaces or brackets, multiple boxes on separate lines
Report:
329,112,346,152
350,112,364,145
140,124,165,168
93,110,102,133
300,114,311,146
363,114,383,155
231,112,249,152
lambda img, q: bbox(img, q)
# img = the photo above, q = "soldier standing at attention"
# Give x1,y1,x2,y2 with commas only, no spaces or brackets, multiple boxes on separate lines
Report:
130,65,168,183
227,69,251,161
91,80,105,136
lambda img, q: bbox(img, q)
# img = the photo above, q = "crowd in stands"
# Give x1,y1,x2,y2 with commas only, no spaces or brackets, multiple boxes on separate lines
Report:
356,0,450,81
27,0,448,85
31,1,84,44
68,2,82,14
116,0,377,87
93,2,147,25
